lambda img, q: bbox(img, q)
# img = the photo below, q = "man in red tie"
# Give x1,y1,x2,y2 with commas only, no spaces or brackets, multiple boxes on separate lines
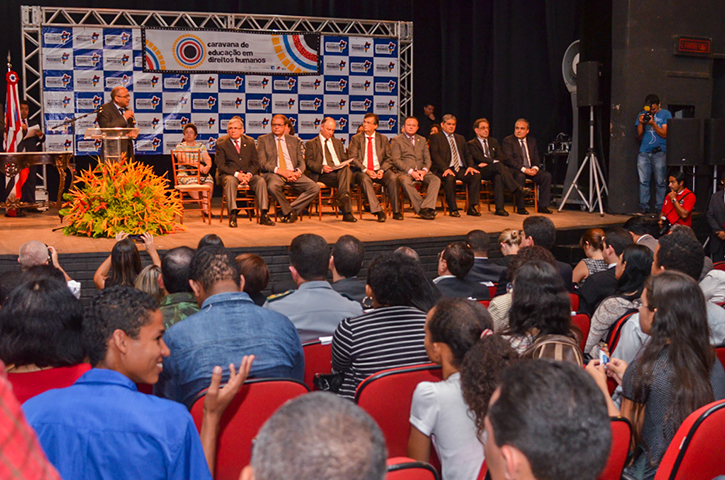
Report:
214,116,274,227
347,113,400,221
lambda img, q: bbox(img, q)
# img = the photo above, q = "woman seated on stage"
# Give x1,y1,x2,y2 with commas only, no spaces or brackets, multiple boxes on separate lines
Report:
587,271,725,480
572,228,608,286
660,170,695,228
94,231,161,289
175,123,213,199
0,269,89,403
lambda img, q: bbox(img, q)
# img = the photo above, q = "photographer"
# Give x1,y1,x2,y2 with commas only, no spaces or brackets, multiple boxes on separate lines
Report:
660,170,695,230
636,94,672,214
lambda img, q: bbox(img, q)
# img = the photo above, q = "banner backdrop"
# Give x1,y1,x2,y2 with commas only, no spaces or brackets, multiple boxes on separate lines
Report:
142,28,320,75
41,27,399,156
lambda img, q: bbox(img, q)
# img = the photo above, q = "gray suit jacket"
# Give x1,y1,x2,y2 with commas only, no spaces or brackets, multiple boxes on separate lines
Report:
305,136,347,174
389,133,431,173
347,132,392,172
257,133,305,173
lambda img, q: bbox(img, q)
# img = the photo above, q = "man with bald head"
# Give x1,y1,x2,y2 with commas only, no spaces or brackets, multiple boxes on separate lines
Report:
502,119,552,214
18,240,80,298
304,117,357,222
97,86,137,160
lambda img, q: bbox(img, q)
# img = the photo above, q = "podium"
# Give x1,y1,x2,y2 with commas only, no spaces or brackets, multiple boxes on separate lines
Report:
84,127,139,163
0,151,73,209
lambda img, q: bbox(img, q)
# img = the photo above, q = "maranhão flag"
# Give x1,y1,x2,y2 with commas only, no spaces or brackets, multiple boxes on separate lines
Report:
3,70,27,216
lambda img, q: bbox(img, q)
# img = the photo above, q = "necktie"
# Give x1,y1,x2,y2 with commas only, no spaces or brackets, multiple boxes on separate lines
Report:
448,135,462,171
520,139,530,168
234,139,240,154
324,139,335,167
277,137,287,169
483,139,490,158
366,136,375,171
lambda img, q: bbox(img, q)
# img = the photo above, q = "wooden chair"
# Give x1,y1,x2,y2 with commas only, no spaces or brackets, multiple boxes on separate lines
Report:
270,184,308,222
312,182,338,219
386,457,439,480
525,179,538,211
219,184,258,224
438,180,469,215
170,149,213,224
480,180,494,212
355,182,391,220
302,339,332,391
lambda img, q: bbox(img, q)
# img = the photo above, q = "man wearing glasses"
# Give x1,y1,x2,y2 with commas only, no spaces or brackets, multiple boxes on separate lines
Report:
97,86,137,160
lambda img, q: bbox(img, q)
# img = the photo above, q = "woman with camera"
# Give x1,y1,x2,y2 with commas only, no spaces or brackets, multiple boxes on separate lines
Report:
660,170,695,230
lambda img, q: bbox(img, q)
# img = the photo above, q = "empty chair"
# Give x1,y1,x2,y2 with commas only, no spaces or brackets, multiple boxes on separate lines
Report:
386,457,439,480
302,339,332,391
572,313,591,351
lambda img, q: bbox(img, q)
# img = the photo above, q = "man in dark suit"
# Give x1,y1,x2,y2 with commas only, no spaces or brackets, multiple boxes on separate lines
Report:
347,113,399,222
304,117,357,223
502,118,552,214
433,242,490,300
18,100,45,207
96,86,137,161
330,235,368,304
429,114,481,217
467,118,528,216
389,117,441,220
215,116,274,227
464,230,507,284
257,114,319,224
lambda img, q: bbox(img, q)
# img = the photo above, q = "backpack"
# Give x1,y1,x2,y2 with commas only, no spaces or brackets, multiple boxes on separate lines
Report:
522,334,584,366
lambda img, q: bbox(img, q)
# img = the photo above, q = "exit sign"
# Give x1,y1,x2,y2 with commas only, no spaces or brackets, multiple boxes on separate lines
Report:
674,36,711,56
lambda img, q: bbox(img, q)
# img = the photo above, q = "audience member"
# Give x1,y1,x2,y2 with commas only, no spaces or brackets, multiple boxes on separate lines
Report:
408,298,490,479
330,235,368,304
235,253,271,306
669,224,713,280
660,170,695,228
588,271,725,480
159,246,198,329
571,228,607,285
265,234,362,342
623,215,658,253
433,242,490,300
707,174,725,262
18,240,81,298
394,246,442,312
585,244,652,355
464,229,506,284
240,392,387,480
491,228,522,268
577,227,633,316
485,361,611,480
135,264,164,302
156,247,304,408
197,233,224,249
94,232,161,289
332,253,429,398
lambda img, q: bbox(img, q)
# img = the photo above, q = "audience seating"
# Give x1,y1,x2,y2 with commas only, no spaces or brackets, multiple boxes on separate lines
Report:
569,292,579,312
598,417,632,480
355,364,443,469
479,300,491,308
190,378,310,480
653,399,725,480
713,261,725,272
7,363,91,404
302,339,332,391
386,457,439,480
476,461,488,480
487,285,497,299
571,313,591,351
170,149,213,224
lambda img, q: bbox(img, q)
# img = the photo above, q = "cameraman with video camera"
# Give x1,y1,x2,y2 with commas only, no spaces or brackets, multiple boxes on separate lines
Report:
636,94,671,214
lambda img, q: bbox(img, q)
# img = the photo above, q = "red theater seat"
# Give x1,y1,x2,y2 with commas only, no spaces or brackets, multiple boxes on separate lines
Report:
7,363,91,404
386,457,439,480
598,417,632,480
302,339,332,391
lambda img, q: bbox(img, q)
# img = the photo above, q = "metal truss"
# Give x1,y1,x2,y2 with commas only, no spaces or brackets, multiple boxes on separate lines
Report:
20,5,413,129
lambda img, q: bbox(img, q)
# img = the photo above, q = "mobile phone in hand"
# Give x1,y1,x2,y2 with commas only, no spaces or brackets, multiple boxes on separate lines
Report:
599,351,610,365
128,234,144,242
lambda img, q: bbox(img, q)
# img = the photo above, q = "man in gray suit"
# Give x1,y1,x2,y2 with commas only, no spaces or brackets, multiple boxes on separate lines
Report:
257,114,320,224
347,113,400,221
389,116,440,220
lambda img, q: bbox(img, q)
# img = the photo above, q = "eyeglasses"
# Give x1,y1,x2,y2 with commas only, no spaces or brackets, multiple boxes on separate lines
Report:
271,123,285,127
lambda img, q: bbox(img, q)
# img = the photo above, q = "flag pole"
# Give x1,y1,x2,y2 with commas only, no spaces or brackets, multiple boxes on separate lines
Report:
7,50,10,72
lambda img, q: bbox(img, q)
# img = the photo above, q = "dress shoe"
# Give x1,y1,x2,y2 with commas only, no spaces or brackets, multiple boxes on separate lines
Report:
449,210,461,218
376,211,386,223
427,208,438,218
259,212,275,226
516,208,530,215
342,212,358,223
537,207,553,214
494,209,510,217
419,209,435,220
520,187,531,196
467,207,481,216
393,212,404,221
281,211,298,223
229,210,238,228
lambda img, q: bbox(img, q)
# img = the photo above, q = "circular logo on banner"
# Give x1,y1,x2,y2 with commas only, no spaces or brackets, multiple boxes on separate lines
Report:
173,35,206,69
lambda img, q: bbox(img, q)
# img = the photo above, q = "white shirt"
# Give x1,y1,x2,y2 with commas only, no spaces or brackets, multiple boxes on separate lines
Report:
318,134,340,166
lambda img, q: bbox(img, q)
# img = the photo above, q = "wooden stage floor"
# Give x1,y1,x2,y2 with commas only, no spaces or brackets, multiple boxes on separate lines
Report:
0,202,629,256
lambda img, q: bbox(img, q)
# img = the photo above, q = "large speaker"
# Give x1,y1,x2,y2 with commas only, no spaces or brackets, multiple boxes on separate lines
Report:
666,118,703,166
577,61,600,107
705,118,725,165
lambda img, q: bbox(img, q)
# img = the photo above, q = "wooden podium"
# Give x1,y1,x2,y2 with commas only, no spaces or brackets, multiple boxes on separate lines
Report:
0,151,73,210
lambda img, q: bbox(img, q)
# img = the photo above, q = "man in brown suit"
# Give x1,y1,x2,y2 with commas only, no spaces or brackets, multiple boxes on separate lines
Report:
347,113,399,222
304,117,357,223
257,114,320,224
215,116,274,227
389,116,440,220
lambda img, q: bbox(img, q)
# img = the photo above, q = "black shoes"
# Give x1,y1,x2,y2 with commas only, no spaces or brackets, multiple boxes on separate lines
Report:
467,207,481,217
449,210,461,218
376,211,386,223
229,210,238,228
516,208,530,215
418,208,436,220
392,212,404,221
494,209,509,217
537,207,552,214
259,211,275,226
281,211,298,223
342,212,358,223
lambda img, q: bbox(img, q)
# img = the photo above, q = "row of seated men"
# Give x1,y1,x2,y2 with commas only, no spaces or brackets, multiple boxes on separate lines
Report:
213,112,552,227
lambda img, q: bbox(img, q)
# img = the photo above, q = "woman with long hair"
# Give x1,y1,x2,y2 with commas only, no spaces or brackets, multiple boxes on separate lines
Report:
587,271,725,480
503,260,573,354
94,232,160,289
585,244,653,354
572,228,607,285
135,265,164,303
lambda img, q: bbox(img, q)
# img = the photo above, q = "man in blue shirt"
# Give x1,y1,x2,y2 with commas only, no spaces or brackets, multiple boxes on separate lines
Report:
23,287,214,480
156,246,304,408
636,94,672,213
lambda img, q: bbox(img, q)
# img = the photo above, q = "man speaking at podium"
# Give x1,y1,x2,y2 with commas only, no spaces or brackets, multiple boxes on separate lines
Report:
97,86,137,161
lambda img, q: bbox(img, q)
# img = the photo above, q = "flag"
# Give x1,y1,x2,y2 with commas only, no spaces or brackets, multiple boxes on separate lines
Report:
4,70,28,214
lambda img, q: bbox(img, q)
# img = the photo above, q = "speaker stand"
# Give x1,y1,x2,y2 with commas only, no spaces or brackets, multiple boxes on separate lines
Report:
559,106,609,216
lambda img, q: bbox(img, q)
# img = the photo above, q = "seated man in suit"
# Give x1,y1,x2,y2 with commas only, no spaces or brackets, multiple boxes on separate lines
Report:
465,229,507,284
434,242,490,300
467,118,529,216
429,114,481,217
215,116,274,227
389,116,441,220
257,114,320,224
502,118,553,214
304,117,357,223
96,86,137,161
347,112,400,222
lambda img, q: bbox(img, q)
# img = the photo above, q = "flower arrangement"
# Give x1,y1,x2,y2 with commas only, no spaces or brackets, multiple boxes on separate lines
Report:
60,158,184,238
